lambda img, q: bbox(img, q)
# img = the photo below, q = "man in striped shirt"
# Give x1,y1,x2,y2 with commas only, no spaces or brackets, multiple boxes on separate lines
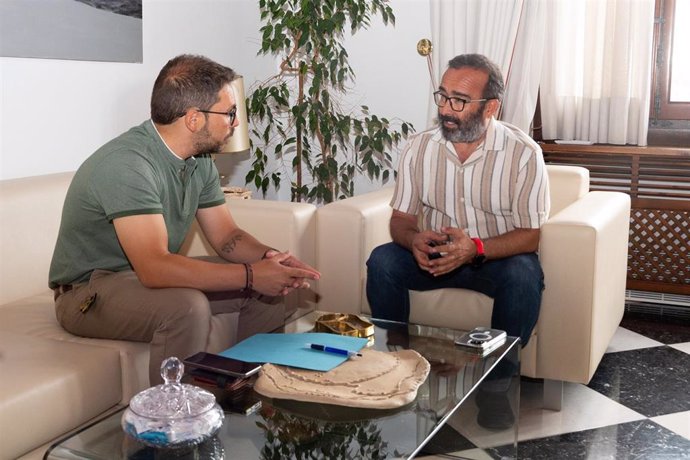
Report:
366,54,550,348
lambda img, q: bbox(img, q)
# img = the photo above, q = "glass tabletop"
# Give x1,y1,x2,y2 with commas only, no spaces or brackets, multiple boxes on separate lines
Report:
45,311,520,459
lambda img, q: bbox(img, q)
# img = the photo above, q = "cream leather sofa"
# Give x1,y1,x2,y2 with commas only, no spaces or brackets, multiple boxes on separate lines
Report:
0,172,316,460
316,165,632,410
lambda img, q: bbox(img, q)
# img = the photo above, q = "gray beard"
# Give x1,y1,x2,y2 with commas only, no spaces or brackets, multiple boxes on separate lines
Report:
439,109,487,143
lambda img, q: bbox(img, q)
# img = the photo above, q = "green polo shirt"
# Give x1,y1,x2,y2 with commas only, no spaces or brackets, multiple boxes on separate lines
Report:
49,120,226,288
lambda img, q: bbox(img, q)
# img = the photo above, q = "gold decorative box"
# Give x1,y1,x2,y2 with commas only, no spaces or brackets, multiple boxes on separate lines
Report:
314,313,375,338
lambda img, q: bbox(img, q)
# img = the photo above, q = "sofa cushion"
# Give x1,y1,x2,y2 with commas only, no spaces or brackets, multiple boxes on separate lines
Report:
0,294,149,402
0,294,247,402
546,165,589,216
0,172,74,305
0,332,121,460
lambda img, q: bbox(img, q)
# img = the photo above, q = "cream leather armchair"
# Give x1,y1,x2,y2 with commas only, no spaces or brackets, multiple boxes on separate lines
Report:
315,165,631,410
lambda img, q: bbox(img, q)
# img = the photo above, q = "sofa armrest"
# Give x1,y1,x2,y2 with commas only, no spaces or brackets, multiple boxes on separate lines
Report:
316,188,394,314
180,198,317,267
180,198,318,314
537,191,631,383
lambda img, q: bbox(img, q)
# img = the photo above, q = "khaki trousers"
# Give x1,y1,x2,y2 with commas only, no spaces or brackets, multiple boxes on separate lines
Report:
55,264,284,386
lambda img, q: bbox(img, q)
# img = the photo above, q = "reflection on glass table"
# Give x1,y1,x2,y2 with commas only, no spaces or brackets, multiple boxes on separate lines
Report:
45,311,520,459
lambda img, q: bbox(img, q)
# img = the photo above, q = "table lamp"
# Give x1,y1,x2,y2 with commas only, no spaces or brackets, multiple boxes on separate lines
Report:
222,75,250,154
215,75,250,189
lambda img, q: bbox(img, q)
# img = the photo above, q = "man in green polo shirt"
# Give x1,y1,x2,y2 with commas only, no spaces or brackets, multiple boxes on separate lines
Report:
49,55,320,385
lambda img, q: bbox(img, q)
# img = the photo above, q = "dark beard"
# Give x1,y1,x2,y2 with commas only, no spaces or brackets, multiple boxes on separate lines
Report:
439,106,487,143
193,126,234,155
194,142,222,156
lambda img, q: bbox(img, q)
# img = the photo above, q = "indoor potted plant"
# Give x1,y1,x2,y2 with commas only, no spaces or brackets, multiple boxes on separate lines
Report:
246,0,414,204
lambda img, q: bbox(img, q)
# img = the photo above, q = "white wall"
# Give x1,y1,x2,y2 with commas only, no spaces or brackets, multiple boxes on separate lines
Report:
0,0,431,200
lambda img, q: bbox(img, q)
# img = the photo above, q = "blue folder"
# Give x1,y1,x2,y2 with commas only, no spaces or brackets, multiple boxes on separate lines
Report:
220,332,368,372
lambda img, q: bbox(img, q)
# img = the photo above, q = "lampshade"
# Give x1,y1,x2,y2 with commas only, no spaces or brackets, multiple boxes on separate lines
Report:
221,76,250,153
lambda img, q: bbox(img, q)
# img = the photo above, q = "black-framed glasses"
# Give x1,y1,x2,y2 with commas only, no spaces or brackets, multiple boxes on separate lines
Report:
197,107,237,124
433,91,489,112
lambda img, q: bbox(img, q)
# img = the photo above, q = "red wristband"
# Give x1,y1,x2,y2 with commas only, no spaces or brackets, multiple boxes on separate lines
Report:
470,238,486,267
470,238,485,256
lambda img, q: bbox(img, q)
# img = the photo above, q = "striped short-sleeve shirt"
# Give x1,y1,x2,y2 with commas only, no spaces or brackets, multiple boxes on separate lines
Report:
391,117,550,239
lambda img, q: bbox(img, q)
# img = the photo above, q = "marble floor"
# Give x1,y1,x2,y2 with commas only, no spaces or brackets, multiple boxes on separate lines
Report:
420,309,690,459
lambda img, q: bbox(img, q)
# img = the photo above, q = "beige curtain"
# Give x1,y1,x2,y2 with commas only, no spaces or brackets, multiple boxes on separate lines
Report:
429,0,654,146
539,0,655,145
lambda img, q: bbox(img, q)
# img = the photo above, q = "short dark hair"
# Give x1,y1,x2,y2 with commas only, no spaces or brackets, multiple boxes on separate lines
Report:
447,54,504,101
151,55,237,124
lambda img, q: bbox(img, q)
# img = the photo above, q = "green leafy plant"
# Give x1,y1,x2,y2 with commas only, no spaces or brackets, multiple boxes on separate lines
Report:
246,0,414,204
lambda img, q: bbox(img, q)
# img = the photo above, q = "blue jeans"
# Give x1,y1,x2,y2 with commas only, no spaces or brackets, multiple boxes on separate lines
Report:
366,242,544,346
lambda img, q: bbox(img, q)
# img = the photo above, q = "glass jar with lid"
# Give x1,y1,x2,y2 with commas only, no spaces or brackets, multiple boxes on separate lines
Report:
121,357,224,448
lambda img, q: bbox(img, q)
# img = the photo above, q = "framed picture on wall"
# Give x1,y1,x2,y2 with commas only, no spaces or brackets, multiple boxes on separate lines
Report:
0,0,142,63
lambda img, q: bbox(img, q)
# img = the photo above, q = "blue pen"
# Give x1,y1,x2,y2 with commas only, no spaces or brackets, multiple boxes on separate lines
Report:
306,343,362,357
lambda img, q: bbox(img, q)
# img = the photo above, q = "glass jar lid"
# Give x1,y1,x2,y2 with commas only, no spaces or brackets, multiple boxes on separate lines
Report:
129,357,217,420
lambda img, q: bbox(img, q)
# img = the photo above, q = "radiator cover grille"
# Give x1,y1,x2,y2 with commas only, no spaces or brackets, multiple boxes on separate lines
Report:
542,144,690,296
625,290,690,320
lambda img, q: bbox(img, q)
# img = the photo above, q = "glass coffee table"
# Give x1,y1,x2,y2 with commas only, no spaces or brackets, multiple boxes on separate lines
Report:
44,311,520,459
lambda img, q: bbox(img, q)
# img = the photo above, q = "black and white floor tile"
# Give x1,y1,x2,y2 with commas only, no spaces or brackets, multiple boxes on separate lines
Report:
421,310,690,459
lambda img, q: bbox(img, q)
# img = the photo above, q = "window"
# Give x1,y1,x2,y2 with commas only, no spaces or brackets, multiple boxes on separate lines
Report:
531,0,687,146
651,0,690,120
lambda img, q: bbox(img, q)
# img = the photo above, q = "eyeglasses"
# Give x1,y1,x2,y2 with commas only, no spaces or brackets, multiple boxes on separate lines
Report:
197,107,237,124
433,91,489,112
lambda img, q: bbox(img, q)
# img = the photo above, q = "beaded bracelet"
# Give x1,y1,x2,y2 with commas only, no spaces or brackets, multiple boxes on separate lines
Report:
242,263,254,292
